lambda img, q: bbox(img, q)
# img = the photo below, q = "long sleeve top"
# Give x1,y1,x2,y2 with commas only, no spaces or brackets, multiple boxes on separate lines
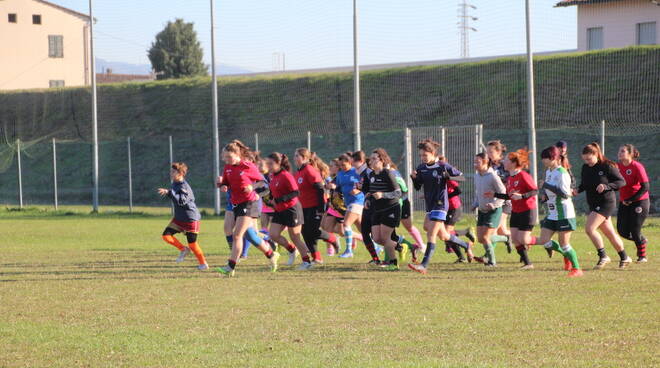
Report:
473,167,506,212
578,162,625,208
168,180,201,222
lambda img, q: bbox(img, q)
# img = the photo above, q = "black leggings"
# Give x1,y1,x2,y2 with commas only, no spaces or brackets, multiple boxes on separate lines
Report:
616,198,649,247
301,207,330,254
163,227,197,243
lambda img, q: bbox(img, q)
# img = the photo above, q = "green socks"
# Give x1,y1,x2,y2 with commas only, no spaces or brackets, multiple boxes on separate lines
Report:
483,243,496,265
490,235,508,245
561,244,580,269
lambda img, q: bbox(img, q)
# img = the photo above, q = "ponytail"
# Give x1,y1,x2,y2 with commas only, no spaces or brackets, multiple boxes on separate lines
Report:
507,148,530,170
267,152,291,172
621,144,640,160
223,139,255,162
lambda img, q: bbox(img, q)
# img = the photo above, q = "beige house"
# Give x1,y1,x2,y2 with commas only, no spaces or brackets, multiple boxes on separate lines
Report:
556,0,660,51
0,0,91,91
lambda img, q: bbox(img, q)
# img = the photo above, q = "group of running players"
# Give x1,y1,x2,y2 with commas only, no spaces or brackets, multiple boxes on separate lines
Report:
156,137,651,278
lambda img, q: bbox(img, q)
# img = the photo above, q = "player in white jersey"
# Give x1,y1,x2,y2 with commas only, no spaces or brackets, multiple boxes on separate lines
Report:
529,146,583,277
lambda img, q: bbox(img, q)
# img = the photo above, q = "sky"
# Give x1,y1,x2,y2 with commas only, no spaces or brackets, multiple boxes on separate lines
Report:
53,0,577,73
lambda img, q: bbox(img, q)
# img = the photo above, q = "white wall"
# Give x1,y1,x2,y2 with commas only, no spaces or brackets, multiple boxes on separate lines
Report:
577,0,660,51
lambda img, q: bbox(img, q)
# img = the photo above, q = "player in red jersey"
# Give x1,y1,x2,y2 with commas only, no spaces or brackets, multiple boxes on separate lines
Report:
616,144,651,263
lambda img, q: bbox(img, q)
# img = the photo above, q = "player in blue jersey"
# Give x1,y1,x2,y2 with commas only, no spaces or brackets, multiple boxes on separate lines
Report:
408,139,471,274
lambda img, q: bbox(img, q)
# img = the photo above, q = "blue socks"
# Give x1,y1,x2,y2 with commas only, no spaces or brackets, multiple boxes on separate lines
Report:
421,242,436,268
344,227,353,252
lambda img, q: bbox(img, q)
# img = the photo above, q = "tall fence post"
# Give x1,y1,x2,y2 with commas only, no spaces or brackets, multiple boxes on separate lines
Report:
479,124,484,151
255,133,259,152
600,120,605,154
441,127,446,158
474,125,480,155
127,137,133,213
52,138,58,210
17,139,23,209
307,131,311,151
168,135,174,215
404,127,413,219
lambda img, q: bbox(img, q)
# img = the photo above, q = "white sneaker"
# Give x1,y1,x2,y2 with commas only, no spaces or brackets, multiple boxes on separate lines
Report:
197,263,209,271
297,261,313,271
287,249,299,266
176,247,190,263
619,257,633,269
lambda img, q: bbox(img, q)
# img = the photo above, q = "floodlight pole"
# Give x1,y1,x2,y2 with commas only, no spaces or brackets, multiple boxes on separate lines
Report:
525,0,539,223
353,0,361,151
210,0,221,216
89,0,99,213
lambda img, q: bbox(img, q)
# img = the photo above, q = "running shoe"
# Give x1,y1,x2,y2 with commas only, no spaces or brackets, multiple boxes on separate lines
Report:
216,265,235,277
197,263,209,271
338,249,354,258
407,263,427,274
594,256,611,270
567,268,584,277
636,257,647,263
176,247,190,263
619,257,633,269
297,261,313,271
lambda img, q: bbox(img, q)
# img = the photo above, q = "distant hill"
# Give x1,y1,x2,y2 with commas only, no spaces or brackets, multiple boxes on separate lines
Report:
95,58,253,76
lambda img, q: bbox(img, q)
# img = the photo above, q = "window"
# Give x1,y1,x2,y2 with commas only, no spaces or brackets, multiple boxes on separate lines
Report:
48,35,63,58
49,80,65,88
32,14,41,24
637,22,656,45
587,27,603,50
8,13,17,23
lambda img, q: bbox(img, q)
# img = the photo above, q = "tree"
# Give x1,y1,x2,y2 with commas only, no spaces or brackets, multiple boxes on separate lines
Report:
148,19,208,79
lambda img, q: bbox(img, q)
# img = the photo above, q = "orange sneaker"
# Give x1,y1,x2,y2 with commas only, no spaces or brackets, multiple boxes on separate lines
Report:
563,257,572,271
567,268,584,277
408,263,427,274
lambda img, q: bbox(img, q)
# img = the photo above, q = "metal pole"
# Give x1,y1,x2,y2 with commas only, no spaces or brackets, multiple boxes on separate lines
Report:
52,138,58,210
168,135,174,215
474,125,479,155
479,124,484,151
89,0,99,213
404,128,413,219
441,127,446,158
353,0,361,151
307,131,311,151
127,137,133,213
255,133,259,152
210,0,221,216
17,139,23,209
525,0,539,224
600,120,605,154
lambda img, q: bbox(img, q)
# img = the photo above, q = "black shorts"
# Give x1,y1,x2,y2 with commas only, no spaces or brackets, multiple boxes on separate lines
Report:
371,205,401,228
233,200,260,218
445,207,462,226
589,201,616,218
510,210,536,231
272,202,304,227
401,198,411,220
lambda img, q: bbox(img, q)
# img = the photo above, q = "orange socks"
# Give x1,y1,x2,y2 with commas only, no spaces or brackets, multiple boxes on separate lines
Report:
188,242,207,265
162,235,185,251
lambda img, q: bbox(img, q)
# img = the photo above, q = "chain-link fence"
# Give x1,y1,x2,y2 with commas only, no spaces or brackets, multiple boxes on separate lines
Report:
0,1,658,213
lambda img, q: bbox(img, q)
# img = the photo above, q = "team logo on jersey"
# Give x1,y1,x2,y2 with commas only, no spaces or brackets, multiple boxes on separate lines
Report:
514,181,519,187
388,213,395,218
239,171,245,176
598,171,603,176
626,169,632,175
432,171,438,178
297,177,303,184
370,177,375,183
635,206,643,214
596,206,601,211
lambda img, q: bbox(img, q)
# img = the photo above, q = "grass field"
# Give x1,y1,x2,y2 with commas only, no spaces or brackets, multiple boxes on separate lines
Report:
0,207,658,367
